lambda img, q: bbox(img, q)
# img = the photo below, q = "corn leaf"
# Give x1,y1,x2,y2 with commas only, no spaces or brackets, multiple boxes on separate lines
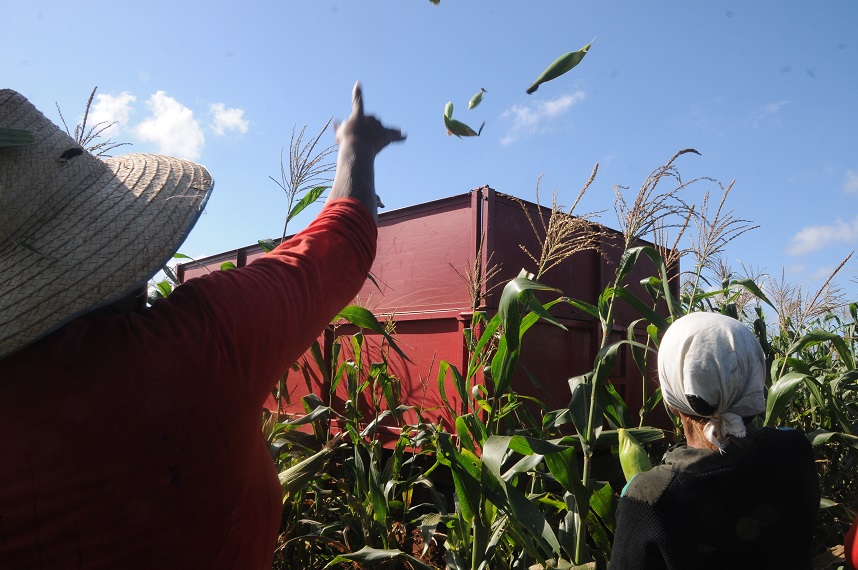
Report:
286,185,327,224
483,436,562,556
154,281,172,298
730,277,777,311
568,376,593,447
788,330,855,370
807,429,858,450
499,276,561,353
764,371,808,426
588,480,618,534
558,427,664,448
563,296,600,319
336,305,413,363
258,238,277,253
599,381,632,429
544,447,590,514
285,404,336,426
324,546,434,570
279,446,331,499
610,286,670,331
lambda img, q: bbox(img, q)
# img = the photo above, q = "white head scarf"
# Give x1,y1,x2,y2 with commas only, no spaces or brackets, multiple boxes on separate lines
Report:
658,312,766,451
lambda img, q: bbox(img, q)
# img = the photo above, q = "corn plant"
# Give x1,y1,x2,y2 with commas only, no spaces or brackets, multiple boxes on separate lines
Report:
270,306,445,569
257,146,858,567
429,261,673,569
755,299,858,552
269,120,336,241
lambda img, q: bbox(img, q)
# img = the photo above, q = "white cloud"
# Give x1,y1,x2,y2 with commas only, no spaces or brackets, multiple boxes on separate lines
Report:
810,265,837,281
786,217,858,255
844,170,858,194
134,91,205,160
209,103,249,135
749,100,789,128
88,92,136,137
500,91,585,146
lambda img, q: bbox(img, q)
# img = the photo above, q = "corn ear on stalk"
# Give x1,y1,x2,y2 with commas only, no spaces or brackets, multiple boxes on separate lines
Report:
278,446,332,501
618,428,652,483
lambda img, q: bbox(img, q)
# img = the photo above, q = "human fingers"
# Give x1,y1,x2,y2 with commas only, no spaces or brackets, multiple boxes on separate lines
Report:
372,123,407,153
386,126,407,144
352,81,364,118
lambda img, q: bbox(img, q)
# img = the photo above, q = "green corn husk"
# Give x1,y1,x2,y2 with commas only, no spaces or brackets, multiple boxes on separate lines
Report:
526,40,593,94
618,428,652,483
278,446,332,500
443,102,484,137
468,87,486,110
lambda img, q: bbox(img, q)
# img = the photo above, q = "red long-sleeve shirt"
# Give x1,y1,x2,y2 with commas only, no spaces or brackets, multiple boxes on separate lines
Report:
846,517,858,569
0,198,377,569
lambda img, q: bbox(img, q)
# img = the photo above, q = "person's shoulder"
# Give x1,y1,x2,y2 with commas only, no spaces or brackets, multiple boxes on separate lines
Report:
758,426,811,447
755,426,814,459
621,464,676,506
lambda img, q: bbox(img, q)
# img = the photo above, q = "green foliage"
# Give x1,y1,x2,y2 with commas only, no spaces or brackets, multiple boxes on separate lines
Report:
269,309,443,569
241,145,855,568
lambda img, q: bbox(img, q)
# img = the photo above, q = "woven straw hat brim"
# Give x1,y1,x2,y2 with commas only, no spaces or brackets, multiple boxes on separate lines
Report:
0,89,213,358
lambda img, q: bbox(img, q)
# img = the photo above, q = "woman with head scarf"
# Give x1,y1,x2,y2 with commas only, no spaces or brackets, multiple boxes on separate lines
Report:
609,312,819,569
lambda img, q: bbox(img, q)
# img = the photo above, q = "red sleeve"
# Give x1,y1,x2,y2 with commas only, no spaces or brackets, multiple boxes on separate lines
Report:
0,199,375,567
847,516,858,570
153,198,376,406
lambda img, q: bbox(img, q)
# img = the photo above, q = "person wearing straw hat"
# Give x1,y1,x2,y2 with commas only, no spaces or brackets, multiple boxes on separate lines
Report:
0,83,404,568
610,312,818,570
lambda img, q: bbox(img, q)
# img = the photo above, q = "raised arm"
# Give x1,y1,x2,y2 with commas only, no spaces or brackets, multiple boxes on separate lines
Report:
326,82,406,221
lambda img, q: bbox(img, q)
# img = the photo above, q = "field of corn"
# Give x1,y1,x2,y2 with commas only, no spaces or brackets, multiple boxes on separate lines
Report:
226,148,858,570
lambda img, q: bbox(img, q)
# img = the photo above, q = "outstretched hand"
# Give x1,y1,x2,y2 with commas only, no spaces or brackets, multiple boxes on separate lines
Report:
335,82,406,155
327,82,404,220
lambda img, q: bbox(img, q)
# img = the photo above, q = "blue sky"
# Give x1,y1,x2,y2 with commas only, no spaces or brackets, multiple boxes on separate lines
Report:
5,1,858,303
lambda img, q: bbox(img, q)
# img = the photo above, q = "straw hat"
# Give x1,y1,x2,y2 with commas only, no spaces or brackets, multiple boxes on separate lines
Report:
0,89,214,358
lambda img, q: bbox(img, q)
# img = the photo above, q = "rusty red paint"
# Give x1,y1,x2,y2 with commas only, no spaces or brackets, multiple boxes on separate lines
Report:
177,187,676,433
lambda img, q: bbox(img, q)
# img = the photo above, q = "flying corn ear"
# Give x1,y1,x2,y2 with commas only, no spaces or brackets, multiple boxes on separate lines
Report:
443,101,484,137
618,428,653,483
468,87,487,110
0,127,36,147
526,39,593,94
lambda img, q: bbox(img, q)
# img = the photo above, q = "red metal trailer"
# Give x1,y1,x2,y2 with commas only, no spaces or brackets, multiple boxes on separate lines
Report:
177,187,676,433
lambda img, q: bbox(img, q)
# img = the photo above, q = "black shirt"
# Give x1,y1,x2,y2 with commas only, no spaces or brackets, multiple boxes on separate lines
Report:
610,427,818,569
